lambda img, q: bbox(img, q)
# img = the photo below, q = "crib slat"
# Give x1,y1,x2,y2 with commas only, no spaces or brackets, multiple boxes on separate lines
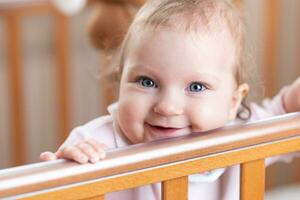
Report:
54,11,71,143
233,0,243,7
263,0,280,97
162,176,188,200
263,0,281,189
240,159,265,200
6,13,26,166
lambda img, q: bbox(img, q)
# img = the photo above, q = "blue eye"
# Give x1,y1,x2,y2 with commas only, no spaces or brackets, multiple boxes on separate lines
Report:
139,77,157,88
189,82,206,92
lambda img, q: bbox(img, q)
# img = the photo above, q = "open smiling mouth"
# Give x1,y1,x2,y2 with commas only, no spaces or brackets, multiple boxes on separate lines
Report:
147,124,183,137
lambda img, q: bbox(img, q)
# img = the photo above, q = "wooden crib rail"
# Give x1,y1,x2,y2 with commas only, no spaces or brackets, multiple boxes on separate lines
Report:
1,113,300,200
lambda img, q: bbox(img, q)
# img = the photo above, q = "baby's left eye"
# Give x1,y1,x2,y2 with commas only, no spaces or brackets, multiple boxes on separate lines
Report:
138,76,157,88
188,82,207,92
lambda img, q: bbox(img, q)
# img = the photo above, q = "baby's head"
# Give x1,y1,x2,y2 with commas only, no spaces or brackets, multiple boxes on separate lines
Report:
115,0,251,143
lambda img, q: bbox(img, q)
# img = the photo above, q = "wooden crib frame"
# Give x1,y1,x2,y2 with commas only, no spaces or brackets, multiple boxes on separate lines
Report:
1,113,300,200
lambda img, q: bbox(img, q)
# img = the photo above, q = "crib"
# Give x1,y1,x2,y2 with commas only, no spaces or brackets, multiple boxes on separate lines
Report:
1,0,300,199
1,113,300,199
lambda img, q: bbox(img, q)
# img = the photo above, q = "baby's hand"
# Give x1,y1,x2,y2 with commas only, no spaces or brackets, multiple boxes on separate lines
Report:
283,77,300,113
40,139,107,164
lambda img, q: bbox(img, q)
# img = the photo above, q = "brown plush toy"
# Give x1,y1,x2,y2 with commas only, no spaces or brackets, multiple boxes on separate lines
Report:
87,0,146,53
87,0,146,113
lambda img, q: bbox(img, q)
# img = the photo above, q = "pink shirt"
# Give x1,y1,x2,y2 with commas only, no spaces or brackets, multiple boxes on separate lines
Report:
60,88,299,200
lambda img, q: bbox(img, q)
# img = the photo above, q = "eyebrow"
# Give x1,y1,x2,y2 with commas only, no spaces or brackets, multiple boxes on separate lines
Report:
126,64,157,76
191,71,220,84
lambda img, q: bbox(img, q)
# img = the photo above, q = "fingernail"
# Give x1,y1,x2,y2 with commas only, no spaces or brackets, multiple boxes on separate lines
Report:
77,156,87,163
90,156,99,163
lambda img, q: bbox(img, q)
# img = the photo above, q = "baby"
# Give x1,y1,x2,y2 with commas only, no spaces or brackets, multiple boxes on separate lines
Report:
41,0,300,199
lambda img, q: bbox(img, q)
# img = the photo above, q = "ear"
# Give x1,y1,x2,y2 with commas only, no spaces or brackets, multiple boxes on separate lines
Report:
229,83,249,120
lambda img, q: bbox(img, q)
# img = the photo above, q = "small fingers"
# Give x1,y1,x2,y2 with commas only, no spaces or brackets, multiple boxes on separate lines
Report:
86,139,107,159
40,151,58,161
62,146,89,164
77,143,100,163
58,140,108,164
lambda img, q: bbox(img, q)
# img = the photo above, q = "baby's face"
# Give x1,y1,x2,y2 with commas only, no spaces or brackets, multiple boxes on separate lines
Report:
117,27,244,143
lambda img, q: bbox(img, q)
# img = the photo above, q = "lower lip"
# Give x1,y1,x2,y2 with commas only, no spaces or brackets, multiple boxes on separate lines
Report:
146,124,183,138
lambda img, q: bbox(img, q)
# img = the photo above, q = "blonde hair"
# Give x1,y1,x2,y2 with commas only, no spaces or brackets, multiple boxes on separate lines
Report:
112,0,253,119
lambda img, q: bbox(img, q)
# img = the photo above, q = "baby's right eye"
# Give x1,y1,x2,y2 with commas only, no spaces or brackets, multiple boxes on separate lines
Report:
138,76,157,88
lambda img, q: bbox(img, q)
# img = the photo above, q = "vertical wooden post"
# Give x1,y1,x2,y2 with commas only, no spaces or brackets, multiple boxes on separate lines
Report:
240,159,265,200
233,0,243,8
6,13,26,166
54,11,71,143
263,0,280,97
162,176,188,200
263,0,281,189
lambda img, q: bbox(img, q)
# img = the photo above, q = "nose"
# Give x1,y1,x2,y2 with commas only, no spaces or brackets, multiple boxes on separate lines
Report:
153,91,184,116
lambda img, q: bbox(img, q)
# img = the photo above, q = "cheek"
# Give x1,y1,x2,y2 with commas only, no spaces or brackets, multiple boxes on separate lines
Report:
118,100,135,126
190,99,232,132
117,92,152,143
118,92,152,122
118,100,140,139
